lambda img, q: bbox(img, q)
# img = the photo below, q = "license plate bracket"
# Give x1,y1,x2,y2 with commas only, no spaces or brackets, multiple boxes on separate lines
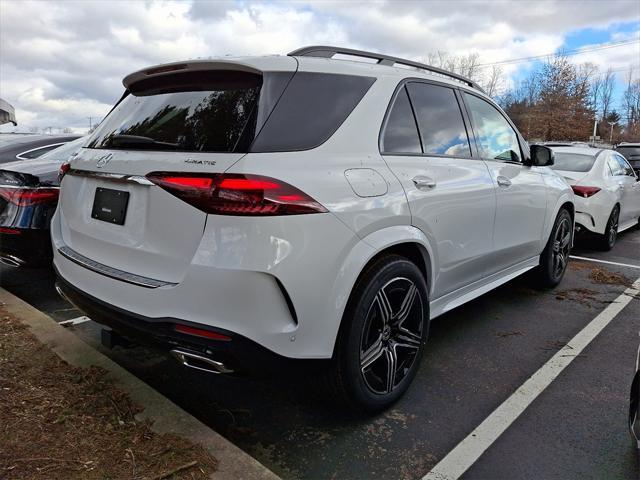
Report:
91,187,129,225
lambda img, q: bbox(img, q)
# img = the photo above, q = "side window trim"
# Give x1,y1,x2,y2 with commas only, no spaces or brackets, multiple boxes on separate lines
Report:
454,88,481,159
15,143,67,160
379,77,476,159
403,85,424,154
460,90,525,165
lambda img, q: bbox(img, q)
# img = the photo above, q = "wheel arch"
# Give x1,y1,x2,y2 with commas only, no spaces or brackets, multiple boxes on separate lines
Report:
329,225,436,357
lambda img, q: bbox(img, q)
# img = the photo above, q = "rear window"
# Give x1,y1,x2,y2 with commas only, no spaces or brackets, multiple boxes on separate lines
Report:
550,152,597,172
87,71,263,153
616,146,640,160
381,87,421,154
87,70,375,154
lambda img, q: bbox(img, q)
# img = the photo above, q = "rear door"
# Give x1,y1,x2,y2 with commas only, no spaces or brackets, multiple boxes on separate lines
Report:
462,92,548,274
380,81,496,298
58,67,291,284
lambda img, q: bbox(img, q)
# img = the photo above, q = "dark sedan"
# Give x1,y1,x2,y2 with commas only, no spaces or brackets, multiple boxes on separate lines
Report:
0,134,80,164
0,137,85,266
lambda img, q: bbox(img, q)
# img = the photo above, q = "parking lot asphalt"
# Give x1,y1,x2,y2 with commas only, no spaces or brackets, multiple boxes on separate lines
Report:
1,227,639,480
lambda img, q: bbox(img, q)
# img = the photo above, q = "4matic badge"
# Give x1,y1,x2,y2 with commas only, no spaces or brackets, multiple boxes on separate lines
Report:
184,158,217,166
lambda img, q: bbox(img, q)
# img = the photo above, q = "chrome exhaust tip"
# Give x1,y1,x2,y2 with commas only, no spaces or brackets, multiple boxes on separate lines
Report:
0,255,25,268
54,283,69,302
170,349,233,375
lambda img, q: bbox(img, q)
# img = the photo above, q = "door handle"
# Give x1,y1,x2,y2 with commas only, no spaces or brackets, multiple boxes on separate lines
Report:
412,175,436,190
497,175,512,187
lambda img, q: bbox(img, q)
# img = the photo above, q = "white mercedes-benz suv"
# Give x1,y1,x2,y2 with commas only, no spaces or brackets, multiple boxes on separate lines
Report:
53,46,574,411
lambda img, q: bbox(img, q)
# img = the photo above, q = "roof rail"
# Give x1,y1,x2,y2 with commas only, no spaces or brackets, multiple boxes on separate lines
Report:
288,46,485,93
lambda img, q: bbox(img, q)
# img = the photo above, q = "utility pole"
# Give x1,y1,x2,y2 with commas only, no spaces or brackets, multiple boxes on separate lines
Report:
592,117,598,146
87,117,93,130
608,121,616,144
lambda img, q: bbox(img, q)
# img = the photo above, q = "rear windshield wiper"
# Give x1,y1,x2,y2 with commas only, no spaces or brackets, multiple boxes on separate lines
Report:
108,134,179,150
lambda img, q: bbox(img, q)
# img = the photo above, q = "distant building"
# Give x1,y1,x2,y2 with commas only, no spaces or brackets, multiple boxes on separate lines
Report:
0,98,17,126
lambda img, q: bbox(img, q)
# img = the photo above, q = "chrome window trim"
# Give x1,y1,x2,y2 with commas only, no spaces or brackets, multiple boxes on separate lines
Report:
58,245,176,288
16,142,68,160
67,169,154,185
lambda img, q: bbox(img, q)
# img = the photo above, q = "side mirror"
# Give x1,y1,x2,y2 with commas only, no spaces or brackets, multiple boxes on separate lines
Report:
530,145,554,166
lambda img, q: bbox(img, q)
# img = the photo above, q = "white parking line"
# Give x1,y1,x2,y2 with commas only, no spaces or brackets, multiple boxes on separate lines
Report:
570,255,640,270
58,315,92,326
423,277,640,480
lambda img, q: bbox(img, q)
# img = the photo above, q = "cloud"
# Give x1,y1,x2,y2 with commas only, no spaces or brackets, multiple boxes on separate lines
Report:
1,0,638,132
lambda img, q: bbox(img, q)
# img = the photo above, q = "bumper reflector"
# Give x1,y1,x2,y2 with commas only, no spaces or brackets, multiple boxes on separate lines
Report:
174,324,231,341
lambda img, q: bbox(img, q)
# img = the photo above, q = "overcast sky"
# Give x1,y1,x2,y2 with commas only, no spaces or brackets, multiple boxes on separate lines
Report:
1,0,639,134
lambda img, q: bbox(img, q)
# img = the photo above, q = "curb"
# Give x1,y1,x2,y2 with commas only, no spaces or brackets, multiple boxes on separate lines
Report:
0,288,280,480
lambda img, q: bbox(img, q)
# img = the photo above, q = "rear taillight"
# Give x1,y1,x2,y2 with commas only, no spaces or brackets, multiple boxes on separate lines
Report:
571,185,601,198
146,173,327,216
0,187,60,206
58,162,70,181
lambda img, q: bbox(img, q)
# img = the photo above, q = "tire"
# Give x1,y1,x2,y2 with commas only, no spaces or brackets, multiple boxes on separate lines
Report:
597,205,620,251
325,254,429,413
534,208,572,288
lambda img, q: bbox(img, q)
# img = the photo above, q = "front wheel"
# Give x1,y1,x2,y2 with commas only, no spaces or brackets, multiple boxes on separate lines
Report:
325,255,429,413
534,208,572,288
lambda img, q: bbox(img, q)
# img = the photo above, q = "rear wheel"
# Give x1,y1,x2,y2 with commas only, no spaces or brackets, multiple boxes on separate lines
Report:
534,208,572,288
597,206,619,251
326,255,428,413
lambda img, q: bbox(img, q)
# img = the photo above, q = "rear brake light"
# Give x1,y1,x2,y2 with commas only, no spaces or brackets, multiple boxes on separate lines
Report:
0,227,21,235
174,324,231,341
58,162,70,181
146,173,327,216
571,185,601,198
0,187,59,206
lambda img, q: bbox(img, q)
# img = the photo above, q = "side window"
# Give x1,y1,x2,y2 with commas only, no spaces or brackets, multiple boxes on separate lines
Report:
381,86,421,154
615,154,635,176
406,83,471,157
607,156,624,176
464,93,521,162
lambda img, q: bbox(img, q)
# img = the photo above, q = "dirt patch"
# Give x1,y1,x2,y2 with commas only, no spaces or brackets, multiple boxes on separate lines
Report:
588,268,632,287
495,331,523,338
0,308,216,479
555,288,603,307
568,261,595,272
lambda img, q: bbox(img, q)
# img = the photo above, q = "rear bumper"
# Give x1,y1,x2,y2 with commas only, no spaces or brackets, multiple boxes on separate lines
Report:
573,195,614,235
51,201,367,359
55,272,325,375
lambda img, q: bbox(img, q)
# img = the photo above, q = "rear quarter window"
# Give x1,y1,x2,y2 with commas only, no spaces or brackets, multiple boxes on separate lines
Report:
249,72,376,152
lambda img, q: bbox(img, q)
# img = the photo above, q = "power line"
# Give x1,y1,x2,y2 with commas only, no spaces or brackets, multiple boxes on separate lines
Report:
477,38,640,68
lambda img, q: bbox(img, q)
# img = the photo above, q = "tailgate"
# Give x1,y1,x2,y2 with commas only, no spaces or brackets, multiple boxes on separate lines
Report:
58,151,245,284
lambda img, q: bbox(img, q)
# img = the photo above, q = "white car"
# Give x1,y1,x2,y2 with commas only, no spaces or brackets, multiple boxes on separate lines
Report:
550,146,640,250
52,46,574,411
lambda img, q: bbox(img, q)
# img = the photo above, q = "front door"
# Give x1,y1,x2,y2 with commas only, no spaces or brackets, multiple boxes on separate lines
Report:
462,92,548,274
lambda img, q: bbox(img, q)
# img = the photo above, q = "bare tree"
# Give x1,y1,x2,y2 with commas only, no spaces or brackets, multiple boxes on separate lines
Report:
599,67,615,119
483,65,504,97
